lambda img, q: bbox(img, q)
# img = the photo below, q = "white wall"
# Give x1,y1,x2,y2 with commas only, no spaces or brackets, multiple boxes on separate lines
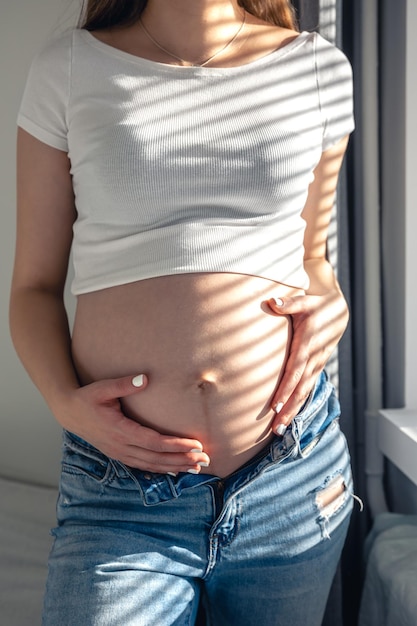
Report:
404,0,417,408
0,1,78,486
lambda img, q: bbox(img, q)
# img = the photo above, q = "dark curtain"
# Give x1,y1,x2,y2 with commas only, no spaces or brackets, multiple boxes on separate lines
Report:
293,2,368,625
292,0,320,31
339,2,375,625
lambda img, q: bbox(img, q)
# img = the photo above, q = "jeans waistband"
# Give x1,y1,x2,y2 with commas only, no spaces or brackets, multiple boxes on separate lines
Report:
112,370,339,505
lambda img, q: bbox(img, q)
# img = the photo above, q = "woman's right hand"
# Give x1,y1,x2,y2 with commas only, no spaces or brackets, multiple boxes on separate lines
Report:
11,134,208,476
56,374,210,475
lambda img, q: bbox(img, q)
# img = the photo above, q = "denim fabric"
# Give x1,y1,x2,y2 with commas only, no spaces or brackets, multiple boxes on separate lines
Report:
43,371,355,626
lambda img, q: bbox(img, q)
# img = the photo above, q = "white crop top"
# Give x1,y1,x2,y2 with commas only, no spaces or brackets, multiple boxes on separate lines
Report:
17,28,354,295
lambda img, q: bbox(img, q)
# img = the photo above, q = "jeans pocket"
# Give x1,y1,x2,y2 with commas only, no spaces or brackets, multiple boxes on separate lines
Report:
61,430,116,485
292,374,341,455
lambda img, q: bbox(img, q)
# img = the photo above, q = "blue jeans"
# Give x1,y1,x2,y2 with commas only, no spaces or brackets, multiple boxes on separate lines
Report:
43,371,355,626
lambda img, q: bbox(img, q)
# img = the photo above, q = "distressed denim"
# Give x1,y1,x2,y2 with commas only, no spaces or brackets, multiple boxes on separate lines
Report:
43,371,355,626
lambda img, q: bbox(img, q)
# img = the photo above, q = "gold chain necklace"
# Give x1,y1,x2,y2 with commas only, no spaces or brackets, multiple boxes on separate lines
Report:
139,12,246,67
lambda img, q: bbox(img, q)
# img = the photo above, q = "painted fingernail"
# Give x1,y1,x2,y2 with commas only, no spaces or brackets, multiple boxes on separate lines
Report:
187,468,201,474
273,297,284,306
167,472,177,477
274,402,284,414
190,448,203,453
132,374,145,387
276,424,287,436
198,462,210,468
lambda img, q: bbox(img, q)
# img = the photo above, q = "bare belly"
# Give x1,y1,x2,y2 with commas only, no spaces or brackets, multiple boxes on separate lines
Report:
71,273,303,476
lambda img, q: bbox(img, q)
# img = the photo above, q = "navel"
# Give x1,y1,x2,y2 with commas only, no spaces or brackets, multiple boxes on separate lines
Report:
195,371,218,393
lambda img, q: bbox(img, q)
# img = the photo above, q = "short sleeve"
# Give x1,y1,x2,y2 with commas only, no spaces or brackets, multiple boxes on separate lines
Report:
17,32,72,152
314,33,355,151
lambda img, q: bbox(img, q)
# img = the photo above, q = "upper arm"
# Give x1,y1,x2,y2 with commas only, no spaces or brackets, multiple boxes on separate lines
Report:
301,135,350,261
12,128,76,295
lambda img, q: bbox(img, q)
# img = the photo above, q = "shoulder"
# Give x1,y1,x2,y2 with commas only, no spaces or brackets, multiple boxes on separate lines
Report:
31,29,74,66
24,28,102,96
307,34,355,147
310,31,353,75
18,30,79,150
24,30,77,93
245,17,302,56
29,28,100,74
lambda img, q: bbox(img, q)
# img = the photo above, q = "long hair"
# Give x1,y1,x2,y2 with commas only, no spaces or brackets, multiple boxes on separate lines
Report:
79,0,298,31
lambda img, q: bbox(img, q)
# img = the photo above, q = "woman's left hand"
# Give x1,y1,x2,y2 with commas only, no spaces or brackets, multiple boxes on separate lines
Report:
267,137,352,435
267,277,349,436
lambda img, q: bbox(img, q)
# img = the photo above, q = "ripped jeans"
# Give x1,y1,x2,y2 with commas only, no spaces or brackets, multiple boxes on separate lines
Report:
43,371,355,626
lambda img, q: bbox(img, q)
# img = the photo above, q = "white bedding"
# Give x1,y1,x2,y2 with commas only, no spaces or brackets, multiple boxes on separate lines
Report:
358,512,417,626
0,477,57,625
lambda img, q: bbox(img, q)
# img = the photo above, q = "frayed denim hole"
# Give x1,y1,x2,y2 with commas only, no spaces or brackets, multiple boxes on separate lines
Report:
313,473,351,540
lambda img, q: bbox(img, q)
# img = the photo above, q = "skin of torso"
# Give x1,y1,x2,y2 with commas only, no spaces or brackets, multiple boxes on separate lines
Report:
72,274,302,476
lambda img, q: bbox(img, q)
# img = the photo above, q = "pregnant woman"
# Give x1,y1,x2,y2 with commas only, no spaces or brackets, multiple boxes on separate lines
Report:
10,0,356,624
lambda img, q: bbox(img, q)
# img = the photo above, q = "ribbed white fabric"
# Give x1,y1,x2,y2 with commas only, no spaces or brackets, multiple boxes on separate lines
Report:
17,29,354,295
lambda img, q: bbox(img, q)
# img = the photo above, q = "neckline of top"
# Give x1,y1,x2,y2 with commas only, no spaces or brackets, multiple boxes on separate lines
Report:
78,28,312,74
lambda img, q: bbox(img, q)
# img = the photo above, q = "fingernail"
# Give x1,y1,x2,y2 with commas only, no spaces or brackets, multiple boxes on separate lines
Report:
274,402,284,414
190,448,203,453
198,462,210,467
187,468,201,474
132,374,145,387
273,297,284,306
167,472,177,477
276,424,287,436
